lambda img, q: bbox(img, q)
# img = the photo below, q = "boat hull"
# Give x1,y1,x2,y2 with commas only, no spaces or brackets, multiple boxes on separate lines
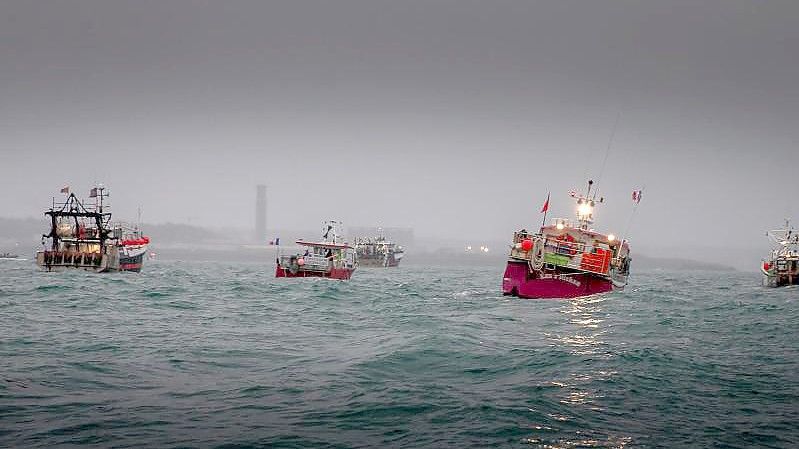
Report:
120,245,147,272
35,250,120,273
762,272,799,287
275,266,355,280
502,260,617,299
358,253,402,268
761,257,799,287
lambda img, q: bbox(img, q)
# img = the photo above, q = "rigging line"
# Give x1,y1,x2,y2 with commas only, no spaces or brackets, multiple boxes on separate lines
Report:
593,111,621,198
621,184,645,242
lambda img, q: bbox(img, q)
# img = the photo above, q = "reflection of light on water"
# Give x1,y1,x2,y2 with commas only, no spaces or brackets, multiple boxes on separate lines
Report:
557,333,606,352
560,390,592,405
524,295,633,447
554,296,610,355
547,413,571,422
521,434,632,448
571,318,603,327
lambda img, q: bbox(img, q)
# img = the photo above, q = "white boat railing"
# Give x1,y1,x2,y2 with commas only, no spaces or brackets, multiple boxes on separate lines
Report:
510,232,614,276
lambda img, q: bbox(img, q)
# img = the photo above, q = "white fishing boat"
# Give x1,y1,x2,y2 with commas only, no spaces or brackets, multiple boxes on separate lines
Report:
761,220,799,287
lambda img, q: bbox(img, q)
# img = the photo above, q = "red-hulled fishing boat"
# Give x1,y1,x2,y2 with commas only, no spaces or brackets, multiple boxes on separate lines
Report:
119,231,150,272
275,221,357,280
502,180,633,299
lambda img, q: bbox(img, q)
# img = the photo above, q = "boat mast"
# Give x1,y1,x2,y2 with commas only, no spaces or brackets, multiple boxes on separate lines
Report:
575,180,597,230
96,185,105,213
322,220,342,244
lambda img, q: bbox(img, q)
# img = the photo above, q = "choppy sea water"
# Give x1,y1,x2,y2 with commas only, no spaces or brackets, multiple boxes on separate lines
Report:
1,260,798,448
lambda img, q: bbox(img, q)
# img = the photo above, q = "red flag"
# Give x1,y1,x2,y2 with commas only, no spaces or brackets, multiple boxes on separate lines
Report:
540,192,550,213
632,190,642,204
89,187,98,198
60,186,69,194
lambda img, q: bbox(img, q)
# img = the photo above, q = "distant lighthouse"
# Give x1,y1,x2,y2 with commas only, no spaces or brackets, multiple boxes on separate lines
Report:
255,185,267,243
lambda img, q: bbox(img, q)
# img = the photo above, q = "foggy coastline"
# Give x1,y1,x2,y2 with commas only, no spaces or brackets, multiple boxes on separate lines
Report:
2,216,740,271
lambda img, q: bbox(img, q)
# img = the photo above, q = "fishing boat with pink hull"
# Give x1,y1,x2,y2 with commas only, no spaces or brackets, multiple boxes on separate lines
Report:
502,180,632,299
275,221,357,280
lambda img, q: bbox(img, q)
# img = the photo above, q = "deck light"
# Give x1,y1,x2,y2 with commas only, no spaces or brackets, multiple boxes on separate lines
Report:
608,234,616,242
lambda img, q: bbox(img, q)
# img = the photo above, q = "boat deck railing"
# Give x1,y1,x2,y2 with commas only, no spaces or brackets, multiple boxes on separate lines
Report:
278,254,331,272
510,232,613,276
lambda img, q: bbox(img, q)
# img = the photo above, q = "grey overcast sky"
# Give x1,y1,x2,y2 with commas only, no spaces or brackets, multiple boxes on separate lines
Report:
1,0,797,251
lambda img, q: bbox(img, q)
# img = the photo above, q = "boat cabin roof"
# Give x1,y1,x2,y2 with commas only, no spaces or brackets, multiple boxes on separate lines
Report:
295,240,352,249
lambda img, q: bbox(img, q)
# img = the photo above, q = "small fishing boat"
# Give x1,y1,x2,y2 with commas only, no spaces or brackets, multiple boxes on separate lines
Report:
275,221,357,280
0,252,20,260
502,180,632,299
761,220,799,287
353,229,404,268
119,228,150,272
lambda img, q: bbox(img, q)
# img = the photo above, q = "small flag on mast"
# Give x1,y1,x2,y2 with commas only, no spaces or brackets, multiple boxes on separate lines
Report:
89,187,98,198
632,190,642,204
60,186,69,194
540,192,550,213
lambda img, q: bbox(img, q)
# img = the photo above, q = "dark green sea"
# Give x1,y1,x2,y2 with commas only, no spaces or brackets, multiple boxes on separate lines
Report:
1,260,797,448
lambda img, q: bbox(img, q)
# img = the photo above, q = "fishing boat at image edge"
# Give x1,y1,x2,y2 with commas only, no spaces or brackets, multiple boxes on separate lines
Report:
761,220,799,287
502,180,633,299
36,185,150,273
353,229,404,268
275,221,357,280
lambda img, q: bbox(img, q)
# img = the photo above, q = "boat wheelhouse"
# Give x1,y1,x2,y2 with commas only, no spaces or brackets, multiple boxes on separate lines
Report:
761,220,799,287
502,180,631,299
276,221,357,280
